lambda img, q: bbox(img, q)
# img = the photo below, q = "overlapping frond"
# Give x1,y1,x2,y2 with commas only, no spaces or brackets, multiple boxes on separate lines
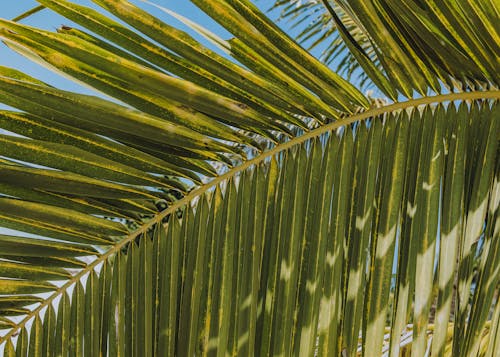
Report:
272,0,500,99
270,0,377,89
0,0,498,356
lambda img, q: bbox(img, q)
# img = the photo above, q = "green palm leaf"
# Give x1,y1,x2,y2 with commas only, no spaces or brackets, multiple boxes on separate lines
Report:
0,0,498,356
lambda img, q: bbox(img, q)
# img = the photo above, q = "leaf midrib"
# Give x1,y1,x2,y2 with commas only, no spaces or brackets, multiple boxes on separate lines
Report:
1,89,498,344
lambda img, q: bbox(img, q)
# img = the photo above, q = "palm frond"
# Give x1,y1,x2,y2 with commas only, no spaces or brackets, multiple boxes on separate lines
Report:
0,0,499,355
2,100,498,355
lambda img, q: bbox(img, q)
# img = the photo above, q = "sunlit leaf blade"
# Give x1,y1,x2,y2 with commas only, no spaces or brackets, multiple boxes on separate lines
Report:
28,315,43,357
343,118,383,356
0,235,97,257
0,297,43,311
16,328,28,357
317,129,352,356
0,317,15,330
0,198,127,241
0,65,50,86
0,164,155,200
69,282,85,356
3,339,15,357
0,110,200,182
431,102,466,356
0,255,86,269
42,304,56,356
0,74,237,156
0,261,71,281
0,280,55,295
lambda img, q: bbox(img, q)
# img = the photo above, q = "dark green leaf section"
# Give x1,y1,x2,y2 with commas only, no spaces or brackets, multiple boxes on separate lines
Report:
2,101,498,355
0,198,127,241
273,0,499,97
0,110,200,183
331,0,500,96
0,235,98,257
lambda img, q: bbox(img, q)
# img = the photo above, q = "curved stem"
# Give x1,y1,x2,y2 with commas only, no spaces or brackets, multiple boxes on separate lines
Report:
1,90,498,344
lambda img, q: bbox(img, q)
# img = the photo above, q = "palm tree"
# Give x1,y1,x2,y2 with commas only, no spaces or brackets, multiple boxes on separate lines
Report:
0,0,498,355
